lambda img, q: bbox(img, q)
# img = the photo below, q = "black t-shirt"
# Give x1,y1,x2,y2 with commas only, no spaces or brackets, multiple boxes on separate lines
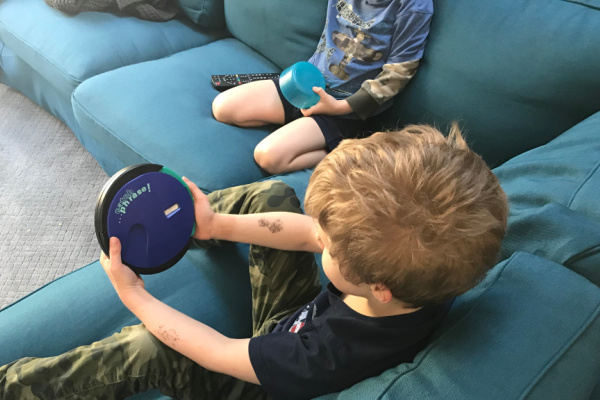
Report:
249,283,453,400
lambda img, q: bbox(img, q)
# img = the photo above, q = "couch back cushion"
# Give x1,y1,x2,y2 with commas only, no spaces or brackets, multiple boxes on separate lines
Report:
0,0,225,99
494,111,600,286
177,0,225,29
386,0,600,167
223,0,326,69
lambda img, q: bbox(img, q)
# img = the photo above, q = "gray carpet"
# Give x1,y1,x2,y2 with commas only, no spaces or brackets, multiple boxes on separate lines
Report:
0,84,108,309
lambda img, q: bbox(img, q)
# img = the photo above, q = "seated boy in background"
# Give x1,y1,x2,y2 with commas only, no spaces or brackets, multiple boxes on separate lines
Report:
0,124,508,400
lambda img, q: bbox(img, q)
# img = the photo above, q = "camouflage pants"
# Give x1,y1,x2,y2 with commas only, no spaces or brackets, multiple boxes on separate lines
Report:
0,181,322,400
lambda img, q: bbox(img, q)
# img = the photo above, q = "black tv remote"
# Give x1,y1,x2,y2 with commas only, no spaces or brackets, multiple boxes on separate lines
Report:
211,73,280,91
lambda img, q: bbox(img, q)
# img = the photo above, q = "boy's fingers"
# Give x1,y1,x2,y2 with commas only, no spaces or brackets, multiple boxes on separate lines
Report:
183,176,196,189
314,87,329,100
183,177,203,200
109,237,122,265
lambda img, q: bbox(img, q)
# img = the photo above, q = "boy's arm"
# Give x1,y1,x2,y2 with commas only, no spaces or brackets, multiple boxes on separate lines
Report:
184,177,323,254
211,212,321,253
101,238,259,384
301,59,420,120
345,59,420,120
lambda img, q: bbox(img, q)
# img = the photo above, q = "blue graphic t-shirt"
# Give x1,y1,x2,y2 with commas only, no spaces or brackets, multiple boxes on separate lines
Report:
308,0,433,100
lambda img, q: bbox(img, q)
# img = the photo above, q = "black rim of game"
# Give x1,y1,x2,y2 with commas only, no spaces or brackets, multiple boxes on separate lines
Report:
94,163,191,275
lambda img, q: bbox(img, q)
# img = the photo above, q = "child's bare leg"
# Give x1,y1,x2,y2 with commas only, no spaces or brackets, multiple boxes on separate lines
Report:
212,80,285,127
254,117,328,174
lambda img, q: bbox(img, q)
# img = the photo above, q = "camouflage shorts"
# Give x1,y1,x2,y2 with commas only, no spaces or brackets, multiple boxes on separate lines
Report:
0,181,321,400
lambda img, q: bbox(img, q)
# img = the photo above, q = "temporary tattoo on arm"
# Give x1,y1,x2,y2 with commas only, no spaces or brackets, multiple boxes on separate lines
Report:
156,325,180,348
258,217,283,233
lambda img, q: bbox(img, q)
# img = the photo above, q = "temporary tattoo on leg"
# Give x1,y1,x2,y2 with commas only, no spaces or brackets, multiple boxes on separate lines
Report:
156,325,180,347
258,218,283,233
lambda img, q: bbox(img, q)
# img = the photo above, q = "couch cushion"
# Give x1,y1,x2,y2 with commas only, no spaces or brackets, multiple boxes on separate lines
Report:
224,0,326,69
72,38,283,189
177,0,225,29
0,0,226,99
317,252,600,399
386,0,600,167
494,111,600,285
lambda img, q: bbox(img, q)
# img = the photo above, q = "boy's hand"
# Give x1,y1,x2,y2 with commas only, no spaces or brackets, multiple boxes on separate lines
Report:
301,87,352,116
101,237,145,300
182,177,216,241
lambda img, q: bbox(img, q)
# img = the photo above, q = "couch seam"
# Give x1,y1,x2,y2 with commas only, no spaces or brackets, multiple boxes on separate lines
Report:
371,252,516,399
566,160,600,208
71,90,155,165
562,0,600,11
519,300,600,399
0,19,83,85
565,243,600,271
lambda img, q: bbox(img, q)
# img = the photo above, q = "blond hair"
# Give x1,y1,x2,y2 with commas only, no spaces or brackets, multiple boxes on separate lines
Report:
304,124,508,307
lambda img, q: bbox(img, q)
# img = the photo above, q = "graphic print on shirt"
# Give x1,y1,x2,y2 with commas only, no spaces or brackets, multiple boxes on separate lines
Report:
316,20,328,53
289,303,318,333
336,0,375,29
328,0,384,81
315,20,337,62
330,28,383,80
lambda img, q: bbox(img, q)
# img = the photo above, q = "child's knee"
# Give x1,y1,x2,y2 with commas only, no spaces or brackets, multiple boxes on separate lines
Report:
211,93,229,123
254,144,286,174
212,94,251,126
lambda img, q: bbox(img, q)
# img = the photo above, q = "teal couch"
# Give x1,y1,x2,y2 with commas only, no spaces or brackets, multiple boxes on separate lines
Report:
1,0,600,398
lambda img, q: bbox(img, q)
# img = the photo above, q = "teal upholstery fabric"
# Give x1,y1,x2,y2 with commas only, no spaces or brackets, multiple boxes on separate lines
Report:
315,252,600,399
177,0,225,29
224,0,327,70
593,376,600,400
386,0,600,167
0,0,225,99
494,112,600,285
72,38,282,186
499,204,600,286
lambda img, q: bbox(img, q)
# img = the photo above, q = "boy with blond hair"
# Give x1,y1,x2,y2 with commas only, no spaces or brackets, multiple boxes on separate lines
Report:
0,124,507,400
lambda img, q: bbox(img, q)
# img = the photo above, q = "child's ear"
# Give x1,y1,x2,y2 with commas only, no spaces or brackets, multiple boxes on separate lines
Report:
371,283,393,304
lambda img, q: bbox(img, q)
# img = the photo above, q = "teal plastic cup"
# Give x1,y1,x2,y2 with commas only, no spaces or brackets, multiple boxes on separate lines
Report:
279,62,326,109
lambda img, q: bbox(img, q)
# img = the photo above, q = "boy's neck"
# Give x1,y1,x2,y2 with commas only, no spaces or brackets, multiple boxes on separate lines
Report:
342,294,422,317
